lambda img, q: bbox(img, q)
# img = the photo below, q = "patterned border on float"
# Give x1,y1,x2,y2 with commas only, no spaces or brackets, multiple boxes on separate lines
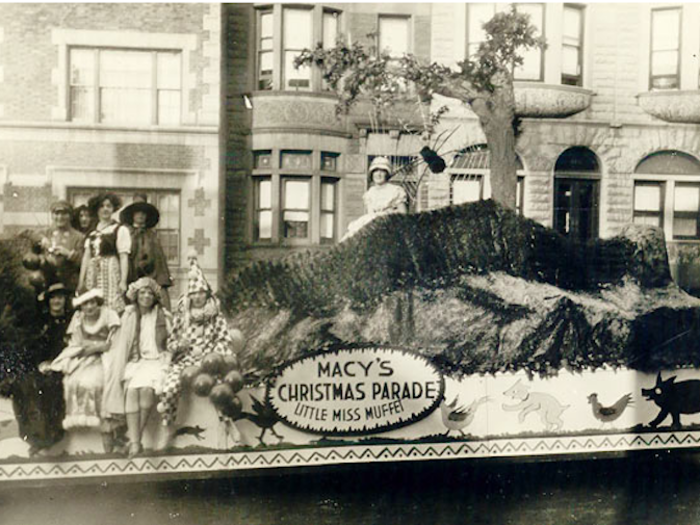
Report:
3,431,700,482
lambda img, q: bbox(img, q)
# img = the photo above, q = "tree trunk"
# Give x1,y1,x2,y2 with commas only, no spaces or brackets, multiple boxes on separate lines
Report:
469,79,519,209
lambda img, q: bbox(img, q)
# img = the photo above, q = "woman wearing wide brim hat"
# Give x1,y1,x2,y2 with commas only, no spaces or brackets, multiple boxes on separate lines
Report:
119,201,160,230
120,200,172,310
341,156,408,241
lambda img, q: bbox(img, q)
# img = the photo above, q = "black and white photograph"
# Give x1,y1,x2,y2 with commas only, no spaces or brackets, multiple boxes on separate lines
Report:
3,2,700,523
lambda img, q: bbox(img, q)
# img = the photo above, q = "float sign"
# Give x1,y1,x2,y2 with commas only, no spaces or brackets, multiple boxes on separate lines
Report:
267,347,445,436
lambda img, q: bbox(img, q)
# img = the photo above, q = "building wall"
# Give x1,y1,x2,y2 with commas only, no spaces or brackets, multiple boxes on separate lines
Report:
428,2,700,290
223,3,432,271
223,3,700,292
0,3,222,294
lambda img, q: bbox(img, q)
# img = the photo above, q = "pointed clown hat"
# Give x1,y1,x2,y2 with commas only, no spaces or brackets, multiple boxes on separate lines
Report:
187,251,212,296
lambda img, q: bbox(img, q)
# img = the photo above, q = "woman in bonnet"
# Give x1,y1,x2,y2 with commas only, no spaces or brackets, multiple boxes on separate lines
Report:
103,277,172,457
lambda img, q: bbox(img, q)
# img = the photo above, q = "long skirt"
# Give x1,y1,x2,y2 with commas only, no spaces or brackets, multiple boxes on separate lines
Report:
86,256,125,314
62,355,104,430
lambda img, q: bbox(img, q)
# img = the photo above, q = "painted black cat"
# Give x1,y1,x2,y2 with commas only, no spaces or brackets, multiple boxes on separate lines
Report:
642,373,700,429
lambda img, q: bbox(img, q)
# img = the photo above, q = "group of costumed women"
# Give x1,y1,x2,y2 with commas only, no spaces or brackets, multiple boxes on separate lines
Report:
10,192,238,458
11,158,405,457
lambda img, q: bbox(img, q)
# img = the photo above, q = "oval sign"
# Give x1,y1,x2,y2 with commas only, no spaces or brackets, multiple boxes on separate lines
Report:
267,346,445,436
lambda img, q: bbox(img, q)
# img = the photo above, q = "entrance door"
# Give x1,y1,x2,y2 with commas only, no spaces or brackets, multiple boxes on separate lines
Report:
553,178,600,241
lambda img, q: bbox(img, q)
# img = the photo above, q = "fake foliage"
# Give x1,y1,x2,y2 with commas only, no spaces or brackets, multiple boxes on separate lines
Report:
0,234,42,395
220,200,700,378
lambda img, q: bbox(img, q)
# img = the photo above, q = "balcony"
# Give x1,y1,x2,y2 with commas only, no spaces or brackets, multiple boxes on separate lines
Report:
637,90,700,124
514,82,594,118
250,91,348,135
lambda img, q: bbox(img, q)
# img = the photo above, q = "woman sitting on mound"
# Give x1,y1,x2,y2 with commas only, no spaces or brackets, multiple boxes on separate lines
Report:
157,255,236,446
342,156,408,241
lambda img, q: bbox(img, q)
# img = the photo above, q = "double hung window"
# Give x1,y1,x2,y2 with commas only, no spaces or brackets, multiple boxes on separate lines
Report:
69,48,182,125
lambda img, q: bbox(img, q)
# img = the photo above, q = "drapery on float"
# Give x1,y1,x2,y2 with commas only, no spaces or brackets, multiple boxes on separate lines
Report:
3,200,700,483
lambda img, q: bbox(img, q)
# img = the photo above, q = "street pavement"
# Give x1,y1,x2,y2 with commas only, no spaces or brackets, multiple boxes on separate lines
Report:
2,451,700,524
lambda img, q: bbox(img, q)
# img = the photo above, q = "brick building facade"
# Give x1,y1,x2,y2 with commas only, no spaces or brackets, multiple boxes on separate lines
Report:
223,2,700,293
0,4,222,294
3,4,700,294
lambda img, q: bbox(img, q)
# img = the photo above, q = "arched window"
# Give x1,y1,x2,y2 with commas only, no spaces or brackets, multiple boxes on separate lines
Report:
449,144,526,214
553,146,601,241
633,150,700,239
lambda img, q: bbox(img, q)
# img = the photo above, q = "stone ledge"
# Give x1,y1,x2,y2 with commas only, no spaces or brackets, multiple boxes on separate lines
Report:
514,82,595,118
514,82,593,118
637,90,700,124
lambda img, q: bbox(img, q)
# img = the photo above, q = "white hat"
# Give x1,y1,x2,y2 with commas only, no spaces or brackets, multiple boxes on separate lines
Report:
73,288,104,308
369,156,393,177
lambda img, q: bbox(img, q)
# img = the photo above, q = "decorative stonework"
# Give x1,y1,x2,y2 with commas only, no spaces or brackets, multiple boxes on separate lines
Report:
637,90,700,124
188,187,211,216
514,82,594,119
252,94,346,133
188,228,211,255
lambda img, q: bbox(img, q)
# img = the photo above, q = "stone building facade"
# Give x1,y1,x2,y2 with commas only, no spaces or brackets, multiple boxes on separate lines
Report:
223,2,700,293
0,4,223,293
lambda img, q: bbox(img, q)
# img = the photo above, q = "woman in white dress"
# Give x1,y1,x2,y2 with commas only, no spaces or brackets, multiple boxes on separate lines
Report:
342,156,408,241
103,277,172,457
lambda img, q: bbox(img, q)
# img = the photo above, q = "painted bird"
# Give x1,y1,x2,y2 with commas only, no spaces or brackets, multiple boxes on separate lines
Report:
235,394,284,445
587,393,633,425
440,395,489,437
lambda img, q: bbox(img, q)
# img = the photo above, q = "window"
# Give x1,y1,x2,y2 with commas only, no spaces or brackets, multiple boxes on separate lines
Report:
69,48,181,125
254,177,272,240
282,177,311,238
320,178,337,242
514,3,545,81
650,7,681,90
67,187,181,265
562,5,584,86
633,182,664,228
378,15,410,57
252,150,340,244
283,8,313,90
323,10,339,50
634,151,700,241
257,9,274,90
447,145,526,214
674,183,700,239
256,6,342,92
451,174,483,205
516,176,525,216
466,3,496,58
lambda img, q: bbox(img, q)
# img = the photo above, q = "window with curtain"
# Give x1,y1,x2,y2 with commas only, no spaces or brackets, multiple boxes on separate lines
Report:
650,7,681,90
252,150,340,244
674,183,700,239
633,182,664,228
562,5,584,86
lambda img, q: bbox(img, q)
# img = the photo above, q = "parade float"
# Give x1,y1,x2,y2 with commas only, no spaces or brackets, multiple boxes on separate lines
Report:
2,200,700,484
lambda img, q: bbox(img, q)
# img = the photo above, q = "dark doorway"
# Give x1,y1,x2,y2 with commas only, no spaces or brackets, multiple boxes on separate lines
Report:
554,178,600,241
